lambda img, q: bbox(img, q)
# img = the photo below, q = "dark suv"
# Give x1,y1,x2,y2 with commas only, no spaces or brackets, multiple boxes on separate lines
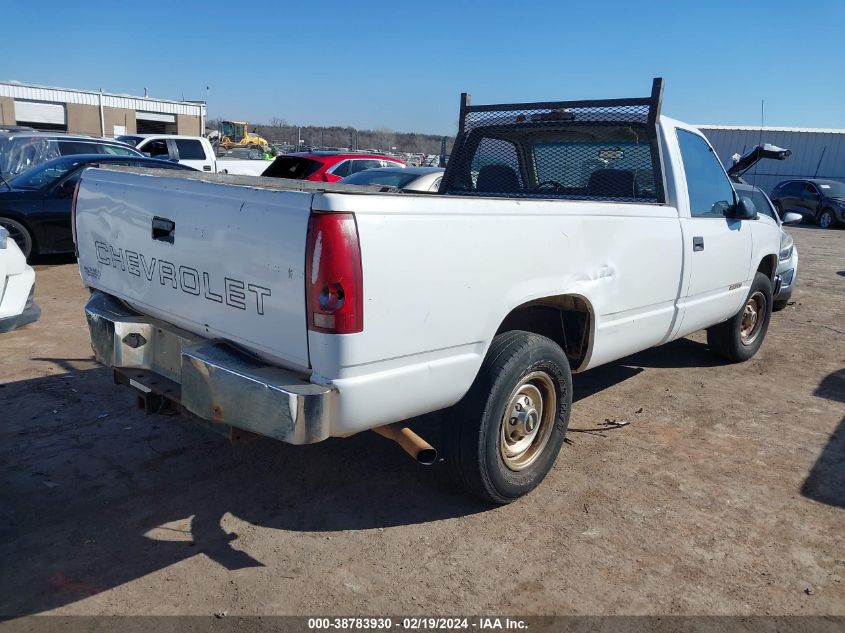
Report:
770,179,845,229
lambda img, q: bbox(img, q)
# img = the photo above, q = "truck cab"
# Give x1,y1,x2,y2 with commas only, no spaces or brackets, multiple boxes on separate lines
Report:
117,134,216,173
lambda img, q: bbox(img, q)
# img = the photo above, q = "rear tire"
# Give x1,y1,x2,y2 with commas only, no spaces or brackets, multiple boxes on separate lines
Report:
818,209,836,229
707,272,773,363
0,218,34,259
444,331,572,504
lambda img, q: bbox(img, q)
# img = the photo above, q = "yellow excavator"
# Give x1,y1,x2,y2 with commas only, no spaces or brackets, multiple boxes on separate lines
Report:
217,120,269,150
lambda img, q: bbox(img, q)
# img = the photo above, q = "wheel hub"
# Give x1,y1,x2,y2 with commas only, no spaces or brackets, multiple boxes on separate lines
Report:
740,291,766,345
500,373,557,471
508,394,540,440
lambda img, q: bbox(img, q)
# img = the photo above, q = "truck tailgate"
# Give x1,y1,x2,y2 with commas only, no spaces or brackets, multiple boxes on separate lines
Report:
75,168,312,370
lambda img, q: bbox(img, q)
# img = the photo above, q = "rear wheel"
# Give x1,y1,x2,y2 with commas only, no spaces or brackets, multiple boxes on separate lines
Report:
0,218,33,259
818,209,836,229
444,331,572,504
707,272,773,362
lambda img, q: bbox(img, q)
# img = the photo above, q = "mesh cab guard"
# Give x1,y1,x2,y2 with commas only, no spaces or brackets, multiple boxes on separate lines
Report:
440,78,666,204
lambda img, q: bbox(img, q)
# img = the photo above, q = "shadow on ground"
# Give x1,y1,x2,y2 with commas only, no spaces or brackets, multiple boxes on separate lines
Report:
1,337,721,616
800,368,845,509
29,253,77,268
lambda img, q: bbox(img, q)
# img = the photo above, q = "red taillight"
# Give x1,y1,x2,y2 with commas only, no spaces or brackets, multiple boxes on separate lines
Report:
71,180,82,257
305,212,363,334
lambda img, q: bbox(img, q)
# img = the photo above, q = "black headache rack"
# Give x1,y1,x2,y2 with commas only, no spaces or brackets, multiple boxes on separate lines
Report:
440,78,667,203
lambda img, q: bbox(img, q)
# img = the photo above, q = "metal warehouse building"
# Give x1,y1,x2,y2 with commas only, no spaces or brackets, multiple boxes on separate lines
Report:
698,125,845,195
0,81,206,138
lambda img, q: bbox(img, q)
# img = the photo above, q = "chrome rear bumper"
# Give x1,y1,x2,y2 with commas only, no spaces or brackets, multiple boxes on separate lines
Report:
85,291,335,444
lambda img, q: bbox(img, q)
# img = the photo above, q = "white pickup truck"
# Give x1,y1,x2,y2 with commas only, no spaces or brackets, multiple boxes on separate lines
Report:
116,134,269,176
74,80,783,503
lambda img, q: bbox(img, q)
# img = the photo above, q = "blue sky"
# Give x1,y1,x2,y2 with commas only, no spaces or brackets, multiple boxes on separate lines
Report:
3,0,843,135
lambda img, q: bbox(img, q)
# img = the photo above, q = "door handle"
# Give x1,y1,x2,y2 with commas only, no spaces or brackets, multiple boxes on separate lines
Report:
203,165,212,171
152,216,175,244
693,236,704,252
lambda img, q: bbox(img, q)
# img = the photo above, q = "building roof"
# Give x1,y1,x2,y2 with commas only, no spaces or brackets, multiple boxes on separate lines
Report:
697,124,845,135
0,80,205,117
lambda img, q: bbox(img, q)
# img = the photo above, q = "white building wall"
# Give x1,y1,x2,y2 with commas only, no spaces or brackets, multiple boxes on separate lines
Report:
0,81,205,118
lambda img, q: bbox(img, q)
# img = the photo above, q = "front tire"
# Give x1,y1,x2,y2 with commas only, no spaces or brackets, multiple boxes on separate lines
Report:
0,218,34,259
445,331,572,504
707,272,773,362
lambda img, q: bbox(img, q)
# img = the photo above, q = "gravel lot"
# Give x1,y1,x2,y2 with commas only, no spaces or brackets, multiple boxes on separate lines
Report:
1,225,843,618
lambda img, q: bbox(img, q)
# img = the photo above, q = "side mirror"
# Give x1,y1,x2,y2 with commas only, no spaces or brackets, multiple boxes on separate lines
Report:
732,196,758,220
782,211,802,224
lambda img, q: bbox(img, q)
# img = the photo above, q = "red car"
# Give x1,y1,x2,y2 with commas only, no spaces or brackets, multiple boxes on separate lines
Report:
261,152,405,182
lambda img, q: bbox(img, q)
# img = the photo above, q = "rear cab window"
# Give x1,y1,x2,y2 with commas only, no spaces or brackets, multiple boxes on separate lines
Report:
141,139,170,158
447,123,659,201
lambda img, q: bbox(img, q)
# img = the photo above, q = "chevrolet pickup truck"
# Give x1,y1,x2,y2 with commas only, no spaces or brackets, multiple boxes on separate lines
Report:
74,79,783,503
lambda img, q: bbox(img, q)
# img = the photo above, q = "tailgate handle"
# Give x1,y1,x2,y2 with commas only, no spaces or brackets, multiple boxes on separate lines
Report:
152,216,175,244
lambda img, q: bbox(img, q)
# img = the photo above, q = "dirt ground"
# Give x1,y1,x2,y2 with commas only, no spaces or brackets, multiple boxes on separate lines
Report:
0,225,843,618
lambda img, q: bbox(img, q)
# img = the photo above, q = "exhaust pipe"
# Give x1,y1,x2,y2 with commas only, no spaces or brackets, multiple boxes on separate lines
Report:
373,423,438,466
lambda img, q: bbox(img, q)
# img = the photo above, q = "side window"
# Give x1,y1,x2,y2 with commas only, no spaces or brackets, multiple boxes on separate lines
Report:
101,145,136,156
470,137,522,193
58,141,102,155
786,182,802,196
748,190,776,220
174,139,206,160
349,159,383,175
143,139,170,158
676,129,735,218
803,183,818,196
331,160,350,177
54,168,85,198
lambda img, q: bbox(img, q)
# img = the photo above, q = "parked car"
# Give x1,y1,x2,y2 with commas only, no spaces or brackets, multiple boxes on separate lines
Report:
262,152,405,182
0,154,194,257
0,225,39,333
0,131,143,179
724,143,800,310
116,134,270,177
770,179,845,229
74,79,784,503
340,166,445,191
734,183,800,310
